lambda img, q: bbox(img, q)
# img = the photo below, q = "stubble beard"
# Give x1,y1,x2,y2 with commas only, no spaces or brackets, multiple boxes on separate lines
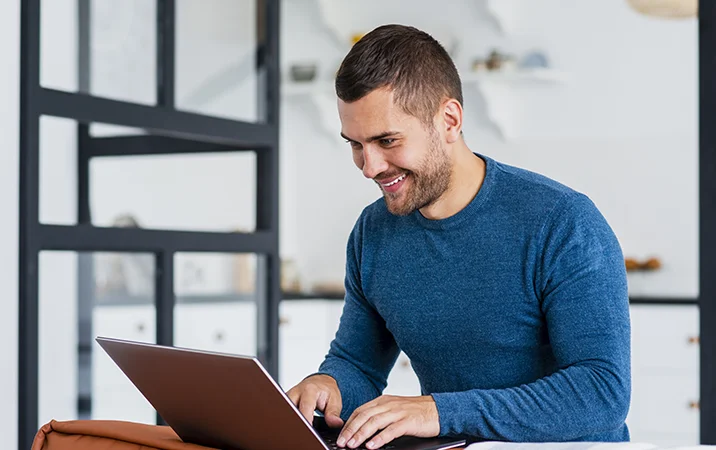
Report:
383,131,452,216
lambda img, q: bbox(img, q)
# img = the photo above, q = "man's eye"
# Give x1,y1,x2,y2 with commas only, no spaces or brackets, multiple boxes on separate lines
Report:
379,138,395,146
346,140,361,149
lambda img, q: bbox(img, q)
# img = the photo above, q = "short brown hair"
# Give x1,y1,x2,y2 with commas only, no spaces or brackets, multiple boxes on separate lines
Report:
335,24,463,126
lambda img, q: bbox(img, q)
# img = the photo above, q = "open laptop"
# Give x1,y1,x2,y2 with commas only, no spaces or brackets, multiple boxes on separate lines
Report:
96,336,467,450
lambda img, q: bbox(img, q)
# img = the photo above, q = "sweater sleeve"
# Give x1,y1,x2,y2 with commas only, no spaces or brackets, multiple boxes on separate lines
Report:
431,193,631,442
315,212,401,420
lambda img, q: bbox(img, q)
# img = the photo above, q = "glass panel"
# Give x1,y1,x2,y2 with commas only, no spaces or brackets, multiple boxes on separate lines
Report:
174,0,260,122
39,251,157,426
40,0,157,105
90,0,157,104
39,116,77,225
38,251,80,424
90,152,256,232
40,0,78,93
174,253,259,357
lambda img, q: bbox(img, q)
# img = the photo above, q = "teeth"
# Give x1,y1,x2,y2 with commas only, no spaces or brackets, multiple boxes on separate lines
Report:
384,174,406,187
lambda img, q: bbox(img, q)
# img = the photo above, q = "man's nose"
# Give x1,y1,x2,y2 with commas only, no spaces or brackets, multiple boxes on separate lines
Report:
361,146,388,180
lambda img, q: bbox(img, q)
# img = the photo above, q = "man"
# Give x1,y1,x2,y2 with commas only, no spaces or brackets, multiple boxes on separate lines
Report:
287,24,631,448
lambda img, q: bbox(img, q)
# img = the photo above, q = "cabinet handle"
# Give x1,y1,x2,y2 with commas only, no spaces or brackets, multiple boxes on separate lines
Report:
279,316,290,326
136,323,145,333
688,336,700,345
688,400,700,410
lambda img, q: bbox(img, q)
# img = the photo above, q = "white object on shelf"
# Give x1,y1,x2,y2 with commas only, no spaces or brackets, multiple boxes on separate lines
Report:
626,0,697,19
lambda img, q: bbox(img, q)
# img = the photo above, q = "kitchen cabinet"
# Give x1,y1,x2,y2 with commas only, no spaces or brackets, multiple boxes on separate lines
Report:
91,304,156,424
626,303,700,446
89,300,700,447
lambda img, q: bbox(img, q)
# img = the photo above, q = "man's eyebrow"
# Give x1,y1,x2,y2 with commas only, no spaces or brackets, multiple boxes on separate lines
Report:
340,131,400,143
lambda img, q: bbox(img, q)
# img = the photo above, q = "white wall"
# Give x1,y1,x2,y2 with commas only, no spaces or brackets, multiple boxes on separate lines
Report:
281,0,698,298
0,0,20,447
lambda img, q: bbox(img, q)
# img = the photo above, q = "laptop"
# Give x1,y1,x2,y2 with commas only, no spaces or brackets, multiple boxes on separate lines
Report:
95,336,467,450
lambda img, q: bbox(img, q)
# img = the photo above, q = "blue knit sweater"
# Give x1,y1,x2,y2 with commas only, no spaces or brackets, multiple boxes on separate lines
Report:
316,153,631,442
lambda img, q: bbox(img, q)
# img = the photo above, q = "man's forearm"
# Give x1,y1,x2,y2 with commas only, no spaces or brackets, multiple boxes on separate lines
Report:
431,361,630,442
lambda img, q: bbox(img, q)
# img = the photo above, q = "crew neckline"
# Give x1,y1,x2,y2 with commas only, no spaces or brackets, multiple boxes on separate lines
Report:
412,153,495,230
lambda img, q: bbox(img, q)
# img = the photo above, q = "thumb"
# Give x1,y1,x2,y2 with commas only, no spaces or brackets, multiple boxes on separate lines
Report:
324,395,344,428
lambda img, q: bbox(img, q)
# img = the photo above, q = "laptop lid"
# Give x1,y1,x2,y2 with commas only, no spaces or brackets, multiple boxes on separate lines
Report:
96,336,330,450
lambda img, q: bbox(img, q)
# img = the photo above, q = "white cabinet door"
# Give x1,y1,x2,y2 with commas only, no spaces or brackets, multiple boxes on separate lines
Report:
630,304,699,374
628,373,700,439
627,304,700,447
174,302,256,357
278,300,343,390
92,304,156,424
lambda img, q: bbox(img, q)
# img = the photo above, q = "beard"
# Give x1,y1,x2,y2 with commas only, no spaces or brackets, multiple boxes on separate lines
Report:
381,130,452,216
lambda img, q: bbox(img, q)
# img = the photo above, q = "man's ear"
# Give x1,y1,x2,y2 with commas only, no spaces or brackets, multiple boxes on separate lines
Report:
442,99,463,143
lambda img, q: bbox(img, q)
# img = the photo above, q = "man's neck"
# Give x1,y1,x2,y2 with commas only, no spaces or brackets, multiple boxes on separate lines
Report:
419,146,486,221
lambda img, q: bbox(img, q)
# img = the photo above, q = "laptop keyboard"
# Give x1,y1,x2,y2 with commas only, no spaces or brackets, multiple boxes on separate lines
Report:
322,434,397,450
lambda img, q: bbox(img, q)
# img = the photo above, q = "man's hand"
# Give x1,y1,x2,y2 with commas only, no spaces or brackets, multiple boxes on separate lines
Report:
336,395,440,449
286,374,344,428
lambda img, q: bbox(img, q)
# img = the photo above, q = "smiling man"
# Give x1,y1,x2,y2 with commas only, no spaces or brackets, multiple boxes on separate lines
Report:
286,24,631,448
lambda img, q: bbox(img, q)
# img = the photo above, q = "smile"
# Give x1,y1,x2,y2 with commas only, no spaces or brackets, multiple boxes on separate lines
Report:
380,174,407,187
378,173,408,194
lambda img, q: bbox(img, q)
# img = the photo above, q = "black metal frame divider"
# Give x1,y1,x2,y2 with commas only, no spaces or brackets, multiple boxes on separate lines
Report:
699,0,716,443
18,1,281,449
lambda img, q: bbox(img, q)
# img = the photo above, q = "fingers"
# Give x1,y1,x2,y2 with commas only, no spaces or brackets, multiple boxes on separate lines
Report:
366,422,405,450
287,375,343,428
315,390,329,412
297,385,320,426
286,387,300,407
325,394,344,428
338,408,395,449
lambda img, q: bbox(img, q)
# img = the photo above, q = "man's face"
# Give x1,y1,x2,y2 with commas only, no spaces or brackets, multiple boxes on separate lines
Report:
338,88,452,216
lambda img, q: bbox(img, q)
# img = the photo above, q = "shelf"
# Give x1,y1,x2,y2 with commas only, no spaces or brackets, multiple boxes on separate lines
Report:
463,68,568,140
95,292,695,307
282,79,334,97
282,78,342,142
462,68,569,84
95,290,345,306
629,297,699,306
282,68,568,142
282,69,567,98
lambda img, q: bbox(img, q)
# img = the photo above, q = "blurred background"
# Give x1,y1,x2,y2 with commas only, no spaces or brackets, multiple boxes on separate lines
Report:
0,0,706,449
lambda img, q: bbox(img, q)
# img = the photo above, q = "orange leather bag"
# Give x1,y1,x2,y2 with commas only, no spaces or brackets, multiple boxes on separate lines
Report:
31,420,217,450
